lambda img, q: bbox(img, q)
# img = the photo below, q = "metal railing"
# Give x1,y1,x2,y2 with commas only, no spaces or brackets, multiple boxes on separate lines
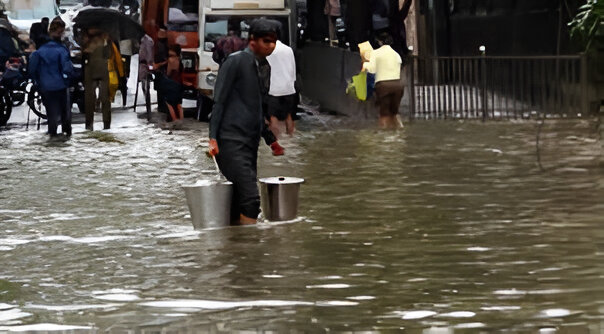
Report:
407,55,590,120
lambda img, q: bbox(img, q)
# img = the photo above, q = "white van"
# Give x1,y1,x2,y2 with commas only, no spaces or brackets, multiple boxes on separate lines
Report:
142,0,296,97
3,0,60,36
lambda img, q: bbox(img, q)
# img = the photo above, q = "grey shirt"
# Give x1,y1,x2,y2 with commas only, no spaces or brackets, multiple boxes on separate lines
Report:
209,48,264,146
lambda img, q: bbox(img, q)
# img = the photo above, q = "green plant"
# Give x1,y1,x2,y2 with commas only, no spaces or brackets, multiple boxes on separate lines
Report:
569,0,604,52
83,131,125,144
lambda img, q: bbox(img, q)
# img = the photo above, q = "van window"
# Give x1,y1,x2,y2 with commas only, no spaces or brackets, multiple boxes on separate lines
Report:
203,16,289,52
169,0,199,23
6,0,58,20
168,0,199,32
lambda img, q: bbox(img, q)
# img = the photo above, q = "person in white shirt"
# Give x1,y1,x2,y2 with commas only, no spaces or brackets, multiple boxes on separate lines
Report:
266,39,297,136
363,32,404,129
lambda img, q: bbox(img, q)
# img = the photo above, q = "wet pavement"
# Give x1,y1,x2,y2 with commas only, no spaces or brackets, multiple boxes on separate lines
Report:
1,103,604,332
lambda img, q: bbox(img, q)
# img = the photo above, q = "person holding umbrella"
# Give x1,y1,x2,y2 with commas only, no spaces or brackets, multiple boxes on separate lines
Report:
74,8,144,129
82,28,111,130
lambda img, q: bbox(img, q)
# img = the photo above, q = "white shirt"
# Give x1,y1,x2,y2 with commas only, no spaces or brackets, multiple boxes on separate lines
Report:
266,40,296,97
363,45,402,83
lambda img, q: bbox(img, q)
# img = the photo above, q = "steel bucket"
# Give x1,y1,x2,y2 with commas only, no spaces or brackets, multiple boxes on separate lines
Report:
259,176,304,221
183,180,233,229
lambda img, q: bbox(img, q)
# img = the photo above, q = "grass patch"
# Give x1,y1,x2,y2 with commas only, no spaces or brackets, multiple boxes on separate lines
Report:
83,131,125,144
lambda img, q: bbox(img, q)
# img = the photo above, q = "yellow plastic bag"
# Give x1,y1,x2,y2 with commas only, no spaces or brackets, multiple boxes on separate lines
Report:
351,71,368,101
108,70,119,101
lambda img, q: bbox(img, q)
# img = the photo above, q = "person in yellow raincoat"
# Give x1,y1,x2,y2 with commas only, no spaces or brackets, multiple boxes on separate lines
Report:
107,41,124,103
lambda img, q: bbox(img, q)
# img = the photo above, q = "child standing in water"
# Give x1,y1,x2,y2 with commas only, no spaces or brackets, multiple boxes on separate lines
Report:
163,44,184,122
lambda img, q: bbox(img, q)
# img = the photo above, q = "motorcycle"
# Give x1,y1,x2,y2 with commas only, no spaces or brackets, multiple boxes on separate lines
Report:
0,57,28,126
0,80,12,127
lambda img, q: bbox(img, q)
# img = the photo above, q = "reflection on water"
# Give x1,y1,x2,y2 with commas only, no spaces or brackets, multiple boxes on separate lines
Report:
1,114,603,332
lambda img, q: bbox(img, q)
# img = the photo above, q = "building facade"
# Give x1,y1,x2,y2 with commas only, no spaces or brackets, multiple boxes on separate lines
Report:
415,0,584,56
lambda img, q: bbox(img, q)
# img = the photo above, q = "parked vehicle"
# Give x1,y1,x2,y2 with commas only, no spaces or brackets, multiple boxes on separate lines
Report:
0,78,13,126
0,57,28,126
3,0,60,41
0,53,85,127
141,0,297,103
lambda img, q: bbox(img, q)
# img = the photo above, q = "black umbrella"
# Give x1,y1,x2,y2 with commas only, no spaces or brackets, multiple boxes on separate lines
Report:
73,8,144,43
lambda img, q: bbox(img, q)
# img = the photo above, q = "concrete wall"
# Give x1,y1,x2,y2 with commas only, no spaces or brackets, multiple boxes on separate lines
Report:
299,43,412,119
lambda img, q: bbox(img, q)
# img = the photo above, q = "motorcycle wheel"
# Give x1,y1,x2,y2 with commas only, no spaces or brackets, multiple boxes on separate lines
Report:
0,90,12,126
27,86,47,119
11,91,26,107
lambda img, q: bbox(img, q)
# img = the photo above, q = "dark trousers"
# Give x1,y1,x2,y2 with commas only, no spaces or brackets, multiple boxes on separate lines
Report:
154,73,168,114
261,102,276,146
84,72,111,130
142,73,152,117
267,94,297,121
119,55,131,106
215,139,261,221
375,79,404,116
41,89,71,136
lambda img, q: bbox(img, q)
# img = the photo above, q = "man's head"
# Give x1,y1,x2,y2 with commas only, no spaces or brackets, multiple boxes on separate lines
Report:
48,17,65,41
168,44,181,58
248,19,278,58
41,17,50,30
376,32,393,46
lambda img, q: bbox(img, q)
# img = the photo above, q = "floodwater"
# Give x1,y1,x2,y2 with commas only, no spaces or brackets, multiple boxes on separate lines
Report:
0,112,603,333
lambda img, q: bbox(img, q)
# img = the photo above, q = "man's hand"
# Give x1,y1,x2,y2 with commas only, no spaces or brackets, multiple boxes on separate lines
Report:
208,139,219,156
152,61,166,71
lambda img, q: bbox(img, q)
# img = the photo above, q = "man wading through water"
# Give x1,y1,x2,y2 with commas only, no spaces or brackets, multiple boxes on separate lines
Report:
208,19,277,225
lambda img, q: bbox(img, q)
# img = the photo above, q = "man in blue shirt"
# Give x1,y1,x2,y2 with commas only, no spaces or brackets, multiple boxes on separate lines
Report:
29,17,73,137
208,19,278,225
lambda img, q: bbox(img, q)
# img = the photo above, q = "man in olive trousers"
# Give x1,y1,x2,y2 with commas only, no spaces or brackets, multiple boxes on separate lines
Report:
83,28,111,130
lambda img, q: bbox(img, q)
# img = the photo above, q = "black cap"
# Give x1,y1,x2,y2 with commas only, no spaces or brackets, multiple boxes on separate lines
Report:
249,18,279,39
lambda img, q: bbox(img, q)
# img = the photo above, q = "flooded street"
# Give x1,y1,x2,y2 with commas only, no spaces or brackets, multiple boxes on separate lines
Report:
0,113,603,332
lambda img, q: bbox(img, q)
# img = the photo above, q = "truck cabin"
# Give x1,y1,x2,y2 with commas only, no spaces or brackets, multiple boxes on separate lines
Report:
142,0,199,94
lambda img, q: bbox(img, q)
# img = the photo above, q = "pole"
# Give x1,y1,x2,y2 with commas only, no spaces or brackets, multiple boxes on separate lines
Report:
409,55,416,122
480,46,487,121
133,68,140,113
26,105,30,130
580,53,589,116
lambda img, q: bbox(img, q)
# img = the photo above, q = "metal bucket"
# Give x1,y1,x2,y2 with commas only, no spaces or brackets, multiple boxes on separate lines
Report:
259,176,304,221
183,180,233,229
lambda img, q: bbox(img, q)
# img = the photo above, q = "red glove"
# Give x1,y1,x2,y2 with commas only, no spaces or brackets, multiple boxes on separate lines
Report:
208,139,219,157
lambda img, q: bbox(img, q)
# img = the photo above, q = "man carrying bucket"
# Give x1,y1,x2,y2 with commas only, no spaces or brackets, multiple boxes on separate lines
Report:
208,19,278,225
